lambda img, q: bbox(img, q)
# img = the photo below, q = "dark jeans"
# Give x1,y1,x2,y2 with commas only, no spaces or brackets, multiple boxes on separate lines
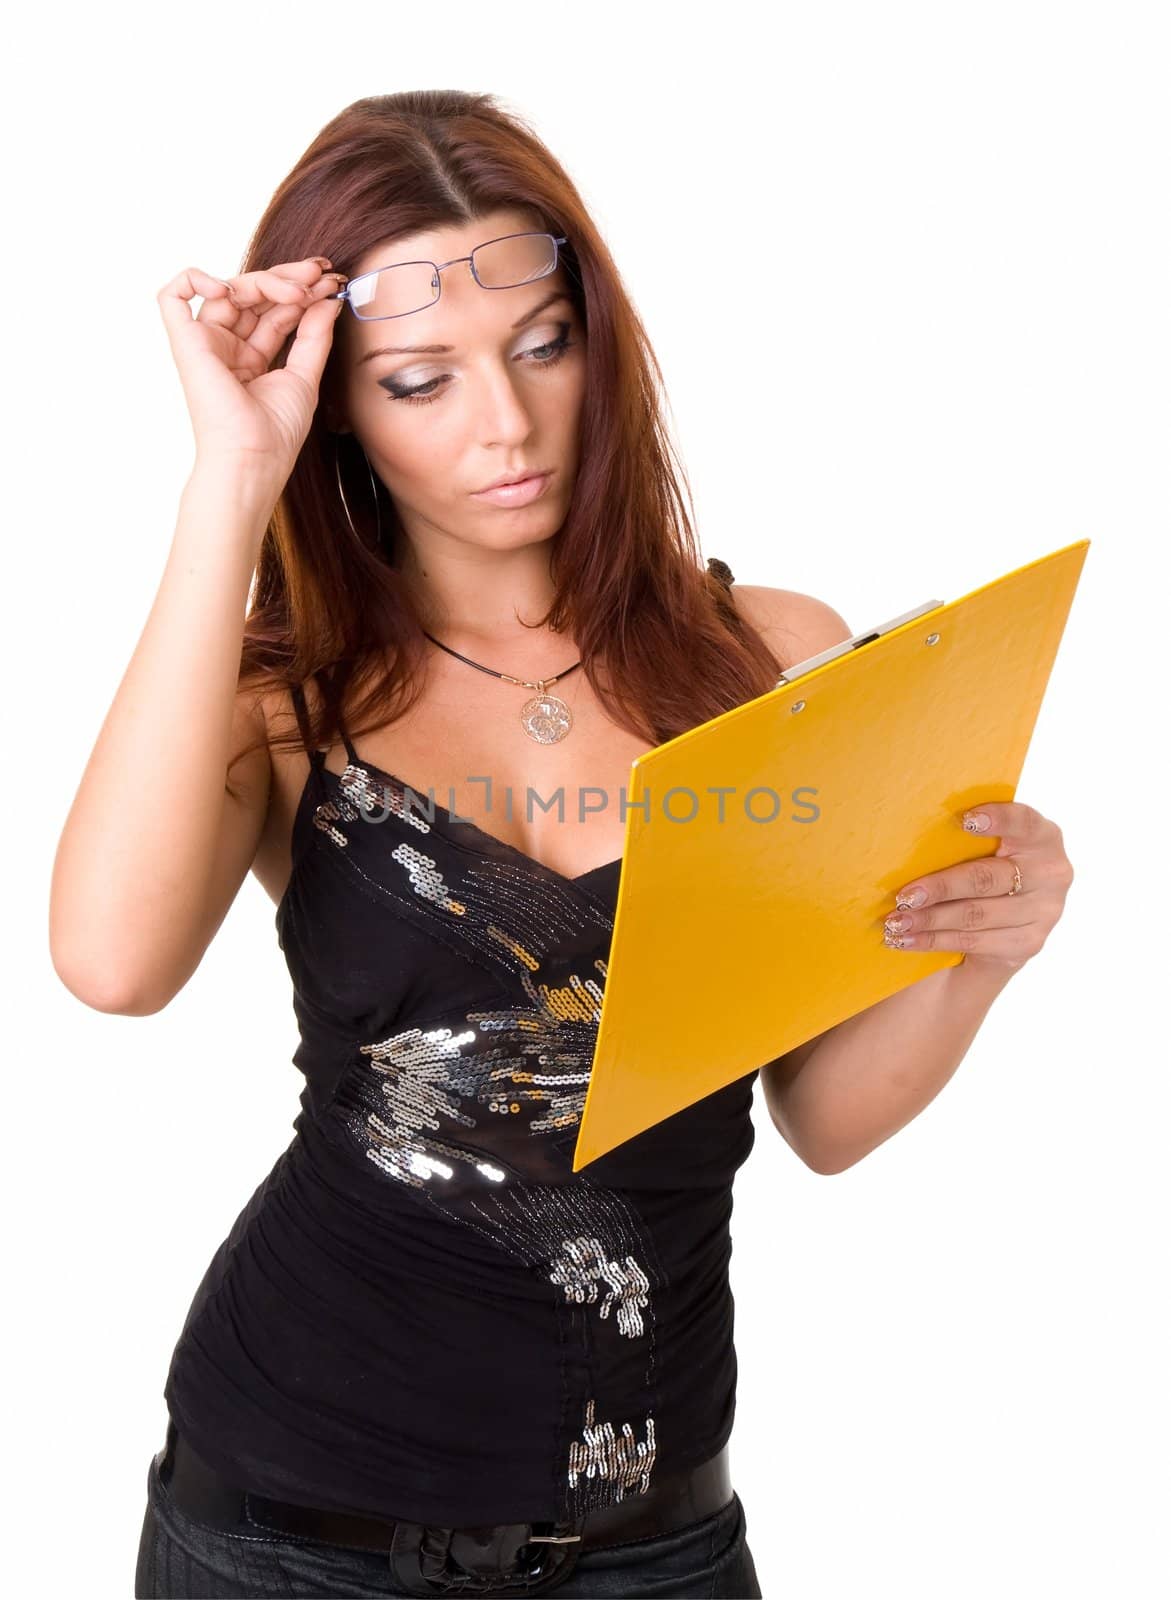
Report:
134,1445,764,1598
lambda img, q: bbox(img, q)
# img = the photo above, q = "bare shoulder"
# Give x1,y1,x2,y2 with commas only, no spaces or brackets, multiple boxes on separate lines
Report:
252,671,334,770
729,584,853,667
226,679,276,795
249,669,337,817
253,674,311,761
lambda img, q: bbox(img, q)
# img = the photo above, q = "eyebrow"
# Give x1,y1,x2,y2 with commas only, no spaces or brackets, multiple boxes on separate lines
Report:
354,289,574,365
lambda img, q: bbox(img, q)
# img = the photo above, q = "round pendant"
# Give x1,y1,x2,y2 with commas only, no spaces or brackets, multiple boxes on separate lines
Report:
520,693,573,744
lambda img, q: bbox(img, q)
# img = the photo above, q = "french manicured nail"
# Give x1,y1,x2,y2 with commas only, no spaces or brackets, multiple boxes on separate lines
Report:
895,887,927,909
963,813,991,832
885,914,911,934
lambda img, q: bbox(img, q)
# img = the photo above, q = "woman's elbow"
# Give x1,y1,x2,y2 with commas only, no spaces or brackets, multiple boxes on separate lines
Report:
49,937,174,1016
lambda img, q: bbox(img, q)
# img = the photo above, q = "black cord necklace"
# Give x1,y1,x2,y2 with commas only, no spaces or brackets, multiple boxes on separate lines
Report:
420,631,584,745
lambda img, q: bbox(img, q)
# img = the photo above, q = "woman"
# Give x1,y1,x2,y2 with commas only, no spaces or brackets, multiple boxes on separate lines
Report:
50,90,1073,1599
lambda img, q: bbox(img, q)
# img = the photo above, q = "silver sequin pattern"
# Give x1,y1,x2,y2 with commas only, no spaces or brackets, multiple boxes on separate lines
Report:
313,759,665,1518
548,1236,651,1339
567,1398,657,1507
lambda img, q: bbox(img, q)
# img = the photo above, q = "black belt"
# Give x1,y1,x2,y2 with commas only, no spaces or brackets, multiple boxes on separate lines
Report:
155,1419,733,1597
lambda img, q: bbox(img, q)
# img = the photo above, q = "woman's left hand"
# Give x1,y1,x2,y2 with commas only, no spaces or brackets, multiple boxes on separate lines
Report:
881,801,1075,975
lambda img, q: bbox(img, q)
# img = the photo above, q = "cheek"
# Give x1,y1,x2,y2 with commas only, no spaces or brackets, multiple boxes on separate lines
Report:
549,382,586,459
553,359,587,426
372,433,460,502
355,396,457,490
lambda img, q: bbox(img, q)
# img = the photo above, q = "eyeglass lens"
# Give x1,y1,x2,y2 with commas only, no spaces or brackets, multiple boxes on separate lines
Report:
348,233,559,321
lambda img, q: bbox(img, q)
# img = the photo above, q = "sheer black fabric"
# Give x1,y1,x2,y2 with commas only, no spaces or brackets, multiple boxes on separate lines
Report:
163,559,759,1528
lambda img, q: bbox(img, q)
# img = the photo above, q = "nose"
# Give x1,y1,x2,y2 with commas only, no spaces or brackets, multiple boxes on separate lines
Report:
474,361,538,447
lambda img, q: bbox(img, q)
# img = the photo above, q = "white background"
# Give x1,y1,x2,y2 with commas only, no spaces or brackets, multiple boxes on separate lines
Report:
6,2,1167,1596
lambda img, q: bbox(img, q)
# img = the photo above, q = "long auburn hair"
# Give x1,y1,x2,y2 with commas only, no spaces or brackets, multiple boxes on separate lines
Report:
230,89,791,791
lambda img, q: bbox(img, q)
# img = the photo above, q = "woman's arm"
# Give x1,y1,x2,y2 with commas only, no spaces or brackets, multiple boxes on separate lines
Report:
49,465,277,1015
731,585,1071,1174
51,255,342,1015
762,959,1016,1173
768,794,1072,1170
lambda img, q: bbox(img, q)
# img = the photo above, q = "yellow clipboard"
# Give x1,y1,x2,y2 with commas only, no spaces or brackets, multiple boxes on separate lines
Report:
571,538,1090,1171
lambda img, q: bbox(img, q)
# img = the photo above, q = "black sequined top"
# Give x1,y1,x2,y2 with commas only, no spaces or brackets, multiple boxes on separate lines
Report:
162,556,760,1528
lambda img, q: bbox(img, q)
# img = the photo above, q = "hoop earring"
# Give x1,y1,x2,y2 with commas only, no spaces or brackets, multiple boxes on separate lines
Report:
333,434,383,551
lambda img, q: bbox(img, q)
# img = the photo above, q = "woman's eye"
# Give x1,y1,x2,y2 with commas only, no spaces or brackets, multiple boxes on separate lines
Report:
381,323,575,408
389,377,445,406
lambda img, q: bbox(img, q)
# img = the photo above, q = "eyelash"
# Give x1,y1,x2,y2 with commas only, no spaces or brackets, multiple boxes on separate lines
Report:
383,324,575,407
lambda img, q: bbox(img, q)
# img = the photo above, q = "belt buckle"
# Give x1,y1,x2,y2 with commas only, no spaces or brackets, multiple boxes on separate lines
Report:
388,1516,584,1597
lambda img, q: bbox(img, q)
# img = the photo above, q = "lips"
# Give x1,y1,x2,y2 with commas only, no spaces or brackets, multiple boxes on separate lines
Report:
476,471,546,492
471,470,553,507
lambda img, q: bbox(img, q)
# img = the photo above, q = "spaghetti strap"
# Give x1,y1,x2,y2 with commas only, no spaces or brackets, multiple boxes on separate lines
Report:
291,681,324,768
337,717,361,767
289,679,327,772
292,664,361,769
303,660,362,766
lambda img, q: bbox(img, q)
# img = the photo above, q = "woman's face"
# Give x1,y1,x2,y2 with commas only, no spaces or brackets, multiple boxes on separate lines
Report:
332,209,586,559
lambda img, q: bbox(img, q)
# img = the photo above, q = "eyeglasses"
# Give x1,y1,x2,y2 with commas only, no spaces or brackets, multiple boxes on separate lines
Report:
328,230,569,322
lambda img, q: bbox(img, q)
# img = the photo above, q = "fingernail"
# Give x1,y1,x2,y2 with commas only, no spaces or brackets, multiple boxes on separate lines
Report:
963,813,991,832
313,256,333,268
895,887,927,909
885,914,911,934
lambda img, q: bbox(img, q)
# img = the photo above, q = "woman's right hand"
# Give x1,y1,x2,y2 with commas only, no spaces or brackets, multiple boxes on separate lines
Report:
156,256,348,487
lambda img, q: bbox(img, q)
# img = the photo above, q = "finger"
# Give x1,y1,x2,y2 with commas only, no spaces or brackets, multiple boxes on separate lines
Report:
883,892,1033,942
282,288,346,390
894,852,1022,911
263,255,334,280
882,921,1039,968
960,800,1051,848
156,265,238,344
223,273,346,369
205,260,337,341
221,266,318,317
219,257,334,315
195,286,254,332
